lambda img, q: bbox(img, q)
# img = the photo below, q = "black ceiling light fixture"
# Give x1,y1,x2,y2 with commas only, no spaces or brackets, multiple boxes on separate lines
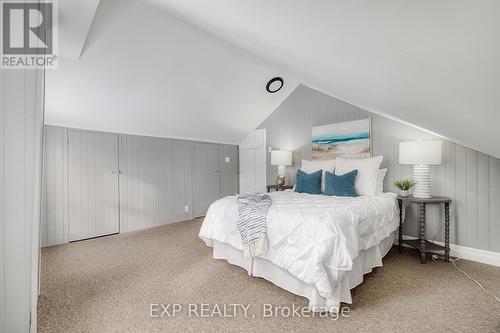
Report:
266,77,284,93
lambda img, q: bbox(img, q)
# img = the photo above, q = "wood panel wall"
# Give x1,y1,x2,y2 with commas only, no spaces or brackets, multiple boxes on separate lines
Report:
42,126,239,246
219,144,240,197
1,68,45,332
259,84,500,252
193,143,220,217
41,126,69,245
119,135,194,232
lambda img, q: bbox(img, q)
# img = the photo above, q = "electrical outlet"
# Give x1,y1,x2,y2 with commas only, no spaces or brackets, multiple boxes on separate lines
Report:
225,156,230,163
184,205,189,213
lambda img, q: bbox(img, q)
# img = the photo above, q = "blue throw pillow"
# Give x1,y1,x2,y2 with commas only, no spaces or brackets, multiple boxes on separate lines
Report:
324,170,358,197
295,169,322,194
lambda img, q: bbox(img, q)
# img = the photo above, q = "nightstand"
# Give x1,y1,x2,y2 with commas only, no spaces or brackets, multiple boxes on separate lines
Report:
397,195,452,264
267,185,294,193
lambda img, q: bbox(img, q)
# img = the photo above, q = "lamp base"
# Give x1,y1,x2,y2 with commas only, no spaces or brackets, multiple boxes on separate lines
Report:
277,164,286,177
413,164,432,198
276,164,287,186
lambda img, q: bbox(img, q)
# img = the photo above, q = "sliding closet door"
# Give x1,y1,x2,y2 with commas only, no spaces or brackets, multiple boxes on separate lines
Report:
193,143,220,217
68,130,120,241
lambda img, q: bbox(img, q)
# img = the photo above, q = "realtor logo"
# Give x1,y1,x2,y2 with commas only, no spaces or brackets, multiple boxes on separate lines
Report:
1,0,58,68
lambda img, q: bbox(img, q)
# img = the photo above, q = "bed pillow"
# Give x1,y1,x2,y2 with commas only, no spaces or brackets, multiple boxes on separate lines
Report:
324,170,358,197
335,156,383,196
376,168,388,194
295,169,322,194
300,159,336,192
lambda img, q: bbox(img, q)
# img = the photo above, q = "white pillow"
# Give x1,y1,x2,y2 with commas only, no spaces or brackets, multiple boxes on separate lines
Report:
300,159,336,192
335,156,383,196
376,168,388,194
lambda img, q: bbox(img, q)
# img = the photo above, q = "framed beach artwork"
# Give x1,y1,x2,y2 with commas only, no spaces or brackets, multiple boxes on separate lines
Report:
312,118,371,160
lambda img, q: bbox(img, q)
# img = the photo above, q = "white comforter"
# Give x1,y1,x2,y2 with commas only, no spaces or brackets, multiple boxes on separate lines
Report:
199,190,399,300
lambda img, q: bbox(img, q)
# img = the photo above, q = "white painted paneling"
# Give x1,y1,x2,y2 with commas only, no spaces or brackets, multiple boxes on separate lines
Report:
239,129,266,193
0,67,4,333
444,141,457,245
455,146,467,247
193,143,220,217
255,130,267,193
490,158,500,253
259,85,500,252
246,149,256,192
43,127,239,244
171,140,195,222
68,130,120,241
477,153,490,250
466,149,478,248
219,144,239,197
1,67,44,331
118,135,195,232
119,135,169,232
239,146,248,193
41,126,68,247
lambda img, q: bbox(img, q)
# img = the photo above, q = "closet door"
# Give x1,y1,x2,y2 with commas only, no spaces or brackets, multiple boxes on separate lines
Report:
193,143,220,217
219,144,239,197
68,130,119,241
239,129,266,194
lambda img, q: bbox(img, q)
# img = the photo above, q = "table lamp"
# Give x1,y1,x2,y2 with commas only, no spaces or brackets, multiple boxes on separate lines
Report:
271,151,292,186
399,140,442,198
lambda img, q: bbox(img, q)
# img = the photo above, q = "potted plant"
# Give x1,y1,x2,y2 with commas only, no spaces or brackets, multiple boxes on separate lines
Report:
394,179,416,197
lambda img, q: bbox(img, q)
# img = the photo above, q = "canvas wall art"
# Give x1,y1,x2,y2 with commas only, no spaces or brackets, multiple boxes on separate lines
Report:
312,118,371,160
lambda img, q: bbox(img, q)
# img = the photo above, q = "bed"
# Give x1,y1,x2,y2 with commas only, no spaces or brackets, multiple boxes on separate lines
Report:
199,189,400,312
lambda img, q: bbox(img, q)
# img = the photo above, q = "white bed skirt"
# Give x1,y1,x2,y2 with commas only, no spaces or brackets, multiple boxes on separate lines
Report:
212,231,396,312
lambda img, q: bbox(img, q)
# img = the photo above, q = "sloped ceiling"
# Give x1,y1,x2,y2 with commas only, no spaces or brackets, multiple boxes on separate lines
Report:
145,0,500,158
46,0,298,144
58,0,100,59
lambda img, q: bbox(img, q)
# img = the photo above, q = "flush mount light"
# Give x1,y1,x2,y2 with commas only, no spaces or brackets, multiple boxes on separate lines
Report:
266,77,284,93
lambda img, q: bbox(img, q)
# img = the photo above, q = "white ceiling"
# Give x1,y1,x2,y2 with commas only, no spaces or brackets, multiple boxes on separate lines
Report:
48,0,500,157
46,0,298,144
144,0,500,158
58,0,100,59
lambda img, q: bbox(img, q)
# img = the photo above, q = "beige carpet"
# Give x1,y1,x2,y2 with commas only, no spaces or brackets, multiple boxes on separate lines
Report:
38,218,500,333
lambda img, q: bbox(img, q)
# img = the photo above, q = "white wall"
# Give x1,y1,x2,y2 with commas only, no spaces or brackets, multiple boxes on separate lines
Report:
0,68,45,331
46,0,298,145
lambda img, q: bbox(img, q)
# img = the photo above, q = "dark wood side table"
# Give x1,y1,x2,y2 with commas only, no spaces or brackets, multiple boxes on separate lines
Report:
267,185,294,193
397,195,452,264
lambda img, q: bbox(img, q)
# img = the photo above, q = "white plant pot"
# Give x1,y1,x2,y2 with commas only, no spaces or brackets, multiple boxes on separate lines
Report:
399,189,409,197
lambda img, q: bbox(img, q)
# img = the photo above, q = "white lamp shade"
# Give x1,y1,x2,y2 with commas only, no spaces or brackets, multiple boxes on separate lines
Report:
399,140,442,165
271,150,292,166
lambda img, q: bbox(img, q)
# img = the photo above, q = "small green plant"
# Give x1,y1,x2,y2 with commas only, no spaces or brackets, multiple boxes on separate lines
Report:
393,179,416,191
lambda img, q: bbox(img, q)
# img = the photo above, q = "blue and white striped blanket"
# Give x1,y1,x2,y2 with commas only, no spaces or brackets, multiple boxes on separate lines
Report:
237,193,272,259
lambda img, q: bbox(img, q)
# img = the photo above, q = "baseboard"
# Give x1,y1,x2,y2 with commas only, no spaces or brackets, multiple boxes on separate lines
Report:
396,235,500,267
